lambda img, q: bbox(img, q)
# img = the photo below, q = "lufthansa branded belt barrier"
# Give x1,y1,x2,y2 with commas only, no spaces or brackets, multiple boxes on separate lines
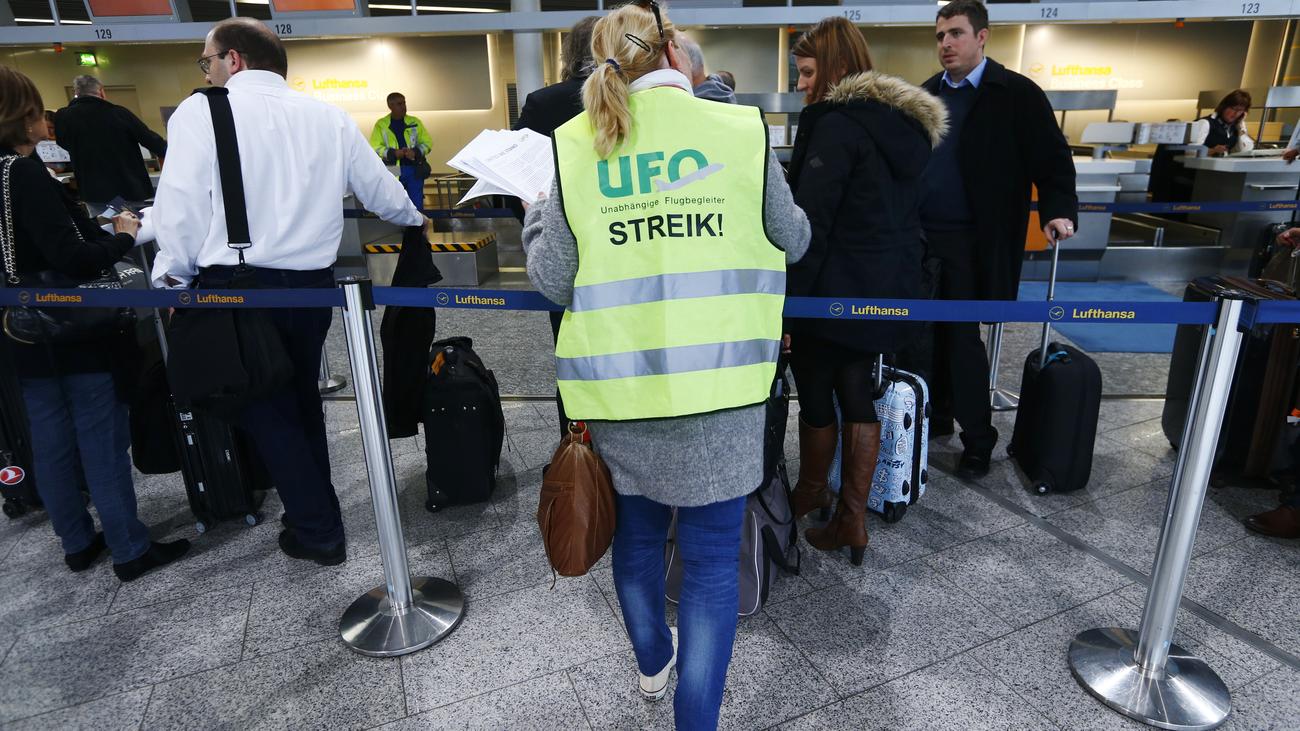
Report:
342,199,1300,221
0,286,1265,327
0,288,345,308
372,287,1219,325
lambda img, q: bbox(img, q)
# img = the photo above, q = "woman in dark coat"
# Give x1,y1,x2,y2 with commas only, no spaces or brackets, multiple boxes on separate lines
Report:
785,18,947,564
0,65,189,582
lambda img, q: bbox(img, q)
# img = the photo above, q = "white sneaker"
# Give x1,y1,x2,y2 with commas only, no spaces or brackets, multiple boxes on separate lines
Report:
638,627,678,701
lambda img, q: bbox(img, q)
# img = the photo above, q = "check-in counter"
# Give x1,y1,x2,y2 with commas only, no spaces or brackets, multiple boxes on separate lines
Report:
1051,156,1135,280
1182,156,1300,247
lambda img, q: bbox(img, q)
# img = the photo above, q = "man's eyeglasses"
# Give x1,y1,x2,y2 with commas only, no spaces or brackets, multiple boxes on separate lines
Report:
197,49,233,74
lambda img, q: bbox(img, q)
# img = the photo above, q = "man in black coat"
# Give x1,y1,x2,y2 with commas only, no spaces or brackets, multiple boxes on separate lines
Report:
920,0,1078,479
55,75,167,213
512,15,598,436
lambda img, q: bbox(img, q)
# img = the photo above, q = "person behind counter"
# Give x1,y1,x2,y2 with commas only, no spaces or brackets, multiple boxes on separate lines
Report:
369,92,433,210
920,0,1078,480
54,75,167,215
522,2,809,725
1192,89,1255,156
0,65,191,582
784,17,946,564
153,18,428,567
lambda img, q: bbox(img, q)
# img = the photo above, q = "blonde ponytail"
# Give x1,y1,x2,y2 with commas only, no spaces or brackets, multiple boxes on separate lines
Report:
581,3,677,159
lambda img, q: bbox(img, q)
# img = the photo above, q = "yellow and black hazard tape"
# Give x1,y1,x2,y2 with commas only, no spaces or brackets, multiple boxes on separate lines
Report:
364,235,495,255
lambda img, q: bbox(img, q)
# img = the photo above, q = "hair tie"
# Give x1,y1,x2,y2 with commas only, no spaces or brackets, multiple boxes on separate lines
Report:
624,33,652,53
605,58,622,73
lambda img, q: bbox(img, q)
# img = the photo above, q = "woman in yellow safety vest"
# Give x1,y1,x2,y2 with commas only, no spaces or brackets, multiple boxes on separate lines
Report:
522,3,809,727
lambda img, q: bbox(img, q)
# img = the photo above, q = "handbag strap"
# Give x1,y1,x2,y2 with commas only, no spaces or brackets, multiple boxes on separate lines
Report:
193,87,252,263
1,155,19,285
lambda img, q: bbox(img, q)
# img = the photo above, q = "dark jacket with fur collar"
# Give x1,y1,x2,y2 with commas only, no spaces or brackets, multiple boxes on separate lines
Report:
787,71,948,356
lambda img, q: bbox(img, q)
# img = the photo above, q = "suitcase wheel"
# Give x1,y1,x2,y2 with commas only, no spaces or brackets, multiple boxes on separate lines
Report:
882,502,907,524
244,513,259,527
2,499,28,519
1034,482,1052,495
195,520,209,535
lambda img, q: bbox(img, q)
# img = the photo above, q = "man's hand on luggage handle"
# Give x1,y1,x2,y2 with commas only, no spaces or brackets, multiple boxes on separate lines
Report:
1277,227,1300,249
1044,218,1075,243
1284,148,1299,164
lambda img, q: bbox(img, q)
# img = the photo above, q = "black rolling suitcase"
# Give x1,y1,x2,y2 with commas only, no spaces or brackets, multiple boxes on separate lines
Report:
422,337,505,511
0,341,40,519
153,303,268,534
1008,237,1103,494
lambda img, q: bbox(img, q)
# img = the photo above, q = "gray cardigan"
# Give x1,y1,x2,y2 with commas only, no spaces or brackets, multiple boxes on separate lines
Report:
523,150,810,507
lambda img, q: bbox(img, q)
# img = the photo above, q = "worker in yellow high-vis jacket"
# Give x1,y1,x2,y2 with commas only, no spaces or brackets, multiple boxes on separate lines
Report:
369,91,432,209
521,4,809,727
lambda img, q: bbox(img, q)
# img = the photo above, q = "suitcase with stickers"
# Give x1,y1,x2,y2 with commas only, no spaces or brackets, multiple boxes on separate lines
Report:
868,358,930,523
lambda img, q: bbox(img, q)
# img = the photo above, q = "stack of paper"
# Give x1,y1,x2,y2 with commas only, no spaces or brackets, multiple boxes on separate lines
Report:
448,129,555,206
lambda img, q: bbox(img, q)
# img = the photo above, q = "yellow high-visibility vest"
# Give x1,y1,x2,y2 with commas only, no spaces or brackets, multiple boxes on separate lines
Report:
552,86,784,420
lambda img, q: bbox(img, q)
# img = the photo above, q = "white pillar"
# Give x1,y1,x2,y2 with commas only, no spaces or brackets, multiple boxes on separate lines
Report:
512,0,545,103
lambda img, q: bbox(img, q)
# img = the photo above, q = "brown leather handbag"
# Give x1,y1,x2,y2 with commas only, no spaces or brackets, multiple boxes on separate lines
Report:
537,422,616,578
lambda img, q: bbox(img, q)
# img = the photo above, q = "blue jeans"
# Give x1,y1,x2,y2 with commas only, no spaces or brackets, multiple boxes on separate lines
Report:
21,372,150,562
399,165,424,210
612,492,746,731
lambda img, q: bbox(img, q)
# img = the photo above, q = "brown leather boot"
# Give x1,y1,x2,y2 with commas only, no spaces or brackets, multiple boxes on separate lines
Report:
805,422,879,565
791,418,838,519
1243,505,1300,539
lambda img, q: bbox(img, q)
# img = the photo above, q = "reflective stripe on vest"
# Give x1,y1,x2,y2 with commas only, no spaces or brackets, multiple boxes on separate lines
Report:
556,338,779,381
552,86,783,421
569,269,786,313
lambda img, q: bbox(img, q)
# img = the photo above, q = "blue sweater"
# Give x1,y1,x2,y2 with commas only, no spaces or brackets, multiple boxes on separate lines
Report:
921,83,978,229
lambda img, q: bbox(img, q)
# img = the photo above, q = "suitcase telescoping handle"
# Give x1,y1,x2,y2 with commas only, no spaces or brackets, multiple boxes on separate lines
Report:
1039,229,1062,370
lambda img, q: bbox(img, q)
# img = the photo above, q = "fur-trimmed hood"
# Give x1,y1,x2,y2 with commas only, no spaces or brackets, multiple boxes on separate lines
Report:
827,71,948,148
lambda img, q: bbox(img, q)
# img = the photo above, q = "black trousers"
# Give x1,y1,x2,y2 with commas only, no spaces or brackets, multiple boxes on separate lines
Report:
925,228,996,451
788,334,879,428
549,310,569,436
198,265,342,549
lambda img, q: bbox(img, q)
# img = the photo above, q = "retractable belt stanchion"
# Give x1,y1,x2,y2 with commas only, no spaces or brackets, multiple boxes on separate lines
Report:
1068,295,1244,731
986,323,1019,411
318,343,347,395
336,276,464,657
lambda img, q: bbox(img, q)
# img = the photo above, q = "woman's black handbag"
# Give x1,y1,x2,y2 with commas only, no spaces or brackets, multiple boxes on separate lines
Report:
0,155,135,345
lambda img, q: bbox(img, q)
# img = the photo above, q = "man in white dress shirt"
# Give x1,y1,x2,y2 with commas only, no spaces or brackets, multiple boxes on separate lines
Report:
152,18,426,566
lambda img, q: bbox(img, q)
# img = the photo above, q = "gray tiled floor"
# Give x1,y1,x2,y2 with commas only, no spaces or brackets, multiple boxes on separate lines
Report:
1,321,1299,728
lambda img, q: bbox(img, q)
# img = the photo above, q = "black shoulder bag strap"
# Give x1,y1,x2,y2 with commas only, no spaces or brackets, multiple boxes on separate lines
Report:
193,87,252,265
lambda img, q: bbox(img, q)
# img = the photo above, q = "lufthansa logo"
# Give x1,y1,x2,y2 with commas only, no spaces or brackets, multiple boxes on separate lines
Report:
17,291,29,304
178,292,192,305
436,292,450,306
829,302,844,317
1049,306,1065,321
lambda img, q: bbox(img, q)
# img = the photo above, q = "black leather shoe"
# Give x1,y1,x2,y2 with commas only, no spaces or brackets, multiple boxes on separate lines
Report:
65,532,107,572
278,529,346,566
113,539,191,583
956,449,992,480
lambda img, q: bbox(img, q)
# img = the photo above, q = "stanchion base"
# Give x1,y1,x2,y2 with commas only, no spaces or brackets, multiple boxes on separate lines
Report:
340,576,464,658
990,388,1019,412
318,376,348,395
1069,627,1231,731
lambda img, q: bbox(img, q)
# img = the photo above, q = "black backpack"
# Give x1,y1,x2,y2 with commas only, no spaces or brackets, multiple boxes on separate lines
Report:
422,337,505,511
